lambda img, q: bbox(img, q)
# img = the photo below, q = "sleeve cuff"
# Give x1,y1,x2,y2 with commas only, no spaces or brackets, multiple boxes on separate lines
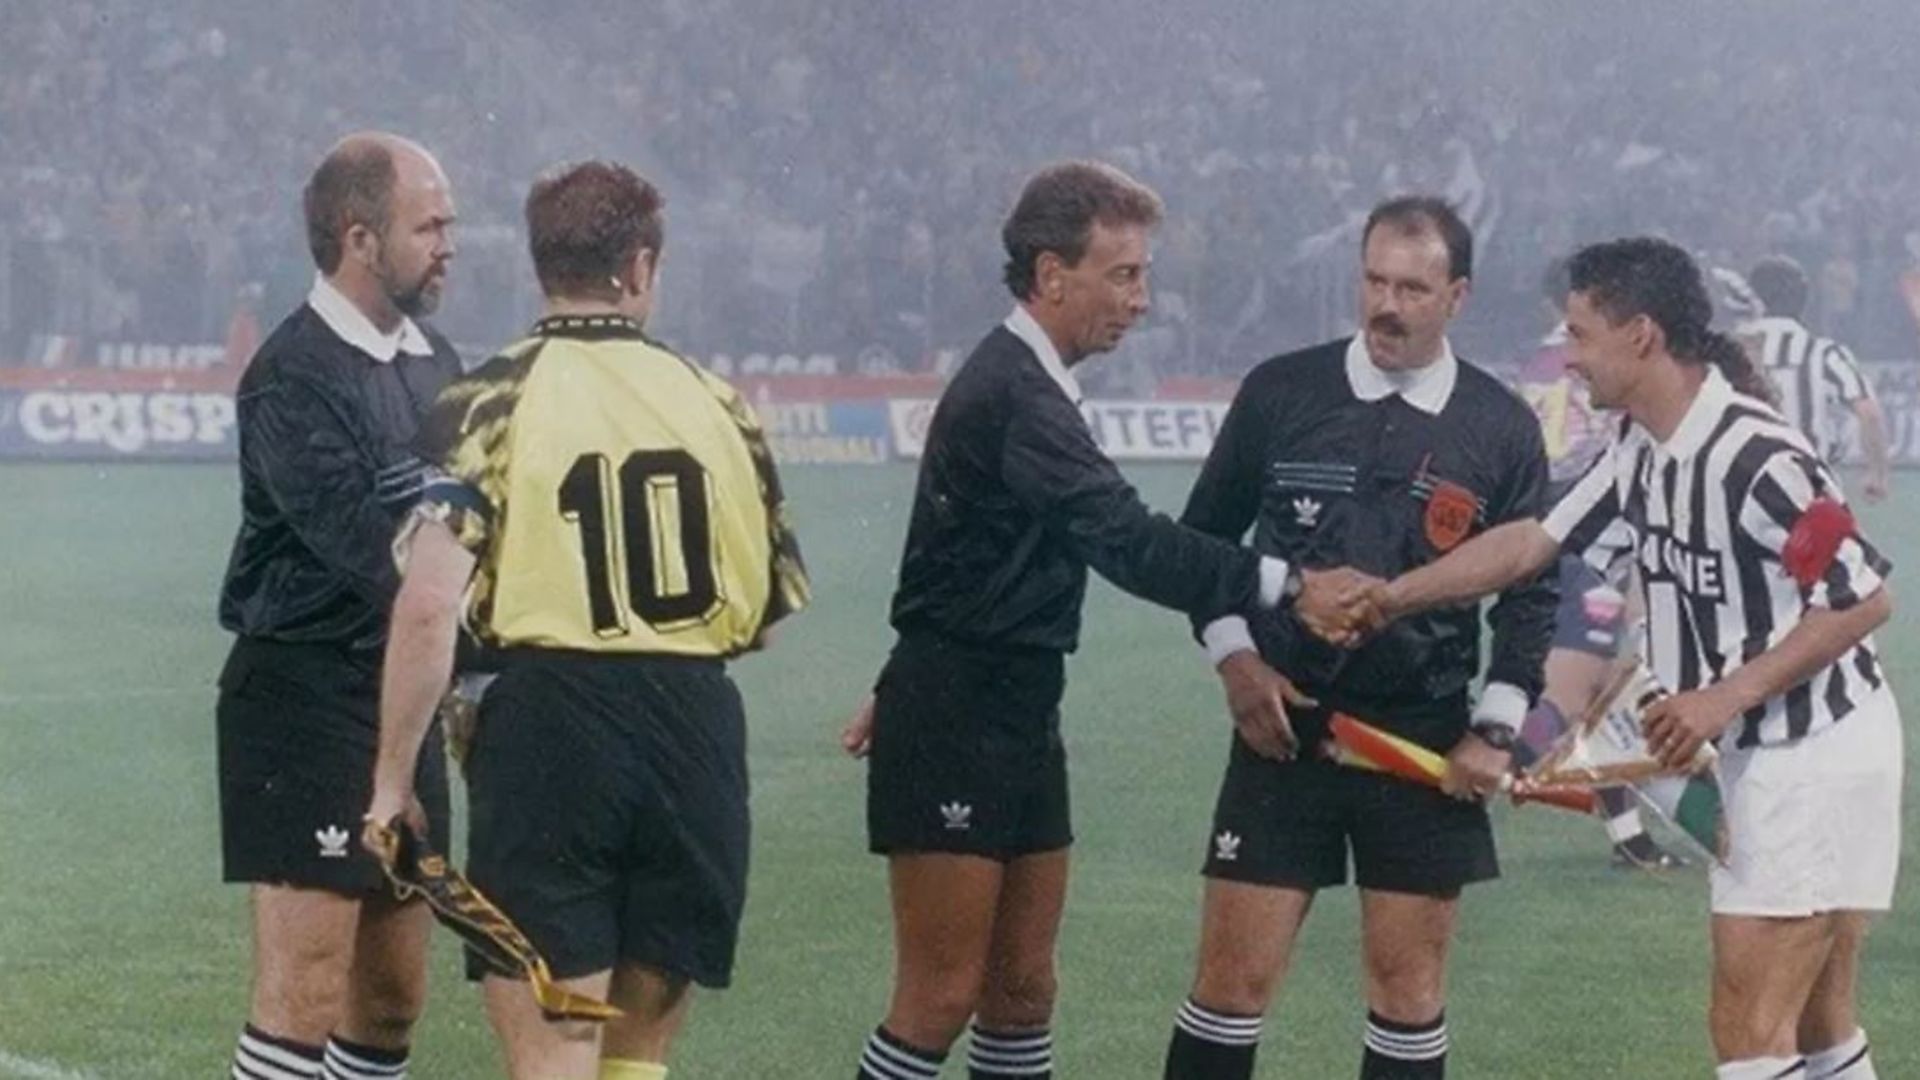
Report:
1256,556,1291,609
1472,681,1530,732
1202,616,1258,667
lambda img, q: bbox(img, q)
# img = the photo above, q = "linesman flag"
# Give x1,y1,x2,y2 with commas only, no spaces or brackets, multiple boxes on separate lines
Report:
1327,713,1597,814
364,816,622,1022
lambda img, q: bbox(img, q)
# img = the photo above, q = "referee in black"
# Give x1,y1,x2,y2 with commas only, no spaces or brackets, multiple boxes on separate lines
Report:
1160,197,1555,1080
843,161,1291,1080
216,132,461,1080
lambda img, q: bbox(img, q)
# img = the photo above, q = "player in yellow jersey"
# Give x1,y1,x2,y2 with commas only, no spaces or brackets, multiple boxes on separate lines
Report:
363,160,808,1080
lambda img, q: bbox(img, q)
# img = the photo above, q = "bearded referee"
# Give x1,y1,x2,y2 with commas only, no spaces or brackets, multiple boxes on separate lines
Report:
365,160,808,1080
842,161,1293,1080
216,133,460,1080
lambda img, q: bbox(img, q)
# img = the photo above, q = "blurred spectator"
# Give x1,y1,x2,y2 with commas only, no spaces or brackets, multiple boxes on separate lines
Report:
6,1,1920,367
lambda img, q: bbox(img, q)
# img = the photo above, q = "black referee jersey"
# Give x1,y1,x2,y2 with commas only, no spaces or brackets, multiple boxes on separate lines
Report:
218,299,461,652
888,315,1266,654
1184,336,1555,720
1544,366,1891,748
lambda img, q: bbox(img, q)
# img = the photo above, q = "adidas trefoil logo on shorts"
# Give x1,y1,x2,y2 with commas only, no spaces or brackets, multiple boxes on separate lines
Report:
315,825,351,859
940,802,973,831
1292,497,1322,528
1214,830,1241,861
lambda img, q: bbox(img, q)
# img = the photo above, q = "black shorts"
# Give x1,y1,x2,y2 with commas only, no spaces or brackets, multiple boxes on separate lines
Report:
217,637,451,894
464,651,748,989
1551,556,1627,659
1201,703,1497,896
867,632,1071,862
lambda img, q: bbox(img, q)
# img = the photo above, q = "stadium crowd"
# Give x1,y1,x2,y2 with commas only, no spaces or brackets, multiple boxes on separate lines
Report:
6,0,1920,370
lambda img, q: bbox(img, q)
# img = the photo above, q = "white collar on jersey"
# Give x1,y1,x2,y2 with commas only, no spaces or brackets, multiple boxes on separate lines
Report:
1004,304,1084,405
1344,333,1458,415
308,274,433,364
1655,365,1734,460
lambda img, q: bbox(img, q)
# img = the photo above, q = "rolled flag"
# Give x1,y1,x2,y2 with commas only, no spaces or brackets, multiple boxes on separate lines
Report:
1328,713,1597,814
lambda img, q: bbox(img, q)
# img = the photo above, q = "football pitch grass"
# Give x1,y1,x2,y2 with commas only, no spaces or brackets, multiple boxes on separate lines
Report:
1,462,1914,1078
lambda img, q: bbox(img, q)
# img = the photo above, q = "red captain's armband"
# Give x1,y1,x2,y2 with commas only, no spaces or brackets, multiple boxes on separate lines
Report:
1781,497,1855,589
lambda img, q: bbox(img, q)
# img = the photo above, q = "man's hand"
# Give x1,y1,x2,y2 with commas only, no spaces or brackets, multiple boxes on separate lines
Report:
361,783,428,859
1218,651,1313,761
840,694,875,758
1643,686,1742,771
1442,732,1513,801
1294,567,1386,646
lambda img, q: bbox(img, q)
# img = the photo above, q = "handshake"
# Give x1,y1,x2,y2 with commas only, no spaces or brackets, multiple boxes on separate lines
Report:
1289,566,1398,647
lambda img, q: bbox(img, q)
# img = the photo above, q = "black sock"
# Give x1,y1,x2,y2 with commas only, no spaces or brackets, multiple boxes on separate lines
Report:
233,1024,324,1079
321,1035,408,1079
968,1021,1051,1078
1164,997,1260,1080
858,1025,947,1080
1361,1010,1447,1079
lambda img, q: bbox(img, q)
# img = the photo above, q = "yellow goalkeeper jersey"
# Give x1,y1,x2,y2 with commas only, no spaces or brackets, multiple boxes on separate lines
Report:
410,314,808,656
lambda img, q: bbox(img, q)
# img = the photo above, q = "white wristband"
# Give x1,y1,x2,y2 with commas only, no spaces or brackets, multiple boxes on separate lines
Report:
1256,556,1291,609
1202,616,1258,667
1472,681,1529,734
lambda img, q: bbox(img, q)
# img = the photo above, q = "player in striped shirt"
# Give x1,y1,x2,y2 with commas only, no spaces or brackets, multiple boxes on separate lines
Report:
1511,257,1685,870
1351,238,1898,1080
1739,256,1891,502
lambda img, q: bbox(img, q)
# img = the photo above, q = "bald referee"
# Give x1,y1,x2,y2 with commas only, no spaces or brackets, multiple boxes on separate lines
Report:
844,161,1292,1080
217,132,459,1080
366,160,807,1080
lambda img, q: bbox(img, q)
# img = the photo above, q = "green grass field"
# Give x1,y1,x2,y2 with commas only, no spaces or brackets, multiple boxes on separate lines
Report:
0,463,1914,1078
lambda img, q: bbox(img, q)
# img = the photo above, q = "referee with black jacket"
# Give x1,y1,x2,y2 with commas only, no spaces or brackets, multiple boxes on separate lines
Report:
844,161,1290,1080
1161,197,1555,1080
216,132,459,1080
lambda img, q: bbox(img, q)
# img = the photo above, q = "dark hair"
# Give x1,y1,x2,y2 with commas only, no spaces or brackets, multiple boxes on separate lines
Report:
1568,237,1715,356
304,141,397,274
1697,330,1778,405
1570,236,1774,398
1362,196,1473,281
1001,161,1163,301
1747,255,1809,319
525,161,666,302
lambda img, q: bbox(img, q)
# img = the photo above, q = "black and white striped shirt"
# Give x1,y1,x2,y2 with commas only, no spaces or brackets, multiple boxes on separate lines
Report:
1741,315,1873,460
1543,368,1892,748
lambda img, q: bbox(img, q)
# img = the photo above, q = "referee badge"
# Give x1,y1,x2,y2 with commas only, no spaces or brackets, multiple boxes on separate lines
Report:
1424,480,1477,552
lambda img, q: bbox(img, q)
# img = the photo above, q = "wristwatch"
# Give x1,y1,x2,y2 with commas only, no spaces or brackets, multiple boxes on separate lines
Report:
1468,719,1517,752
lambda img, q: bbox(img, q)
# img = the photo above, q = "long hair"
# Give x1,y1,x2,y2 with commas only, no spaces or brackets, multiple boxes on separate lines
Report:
1697,329,1778,406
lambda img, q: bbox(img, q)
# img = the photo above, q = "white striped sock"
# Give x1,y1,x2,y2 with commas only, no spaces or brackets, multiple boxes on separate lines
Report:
967,1023,1052,1076
860,1028,944,1080
233,1029,323,1080
1174,998,1263,1048
1364,1015,1448,1062
1805,1029,1874,1079
320,1038,407,1080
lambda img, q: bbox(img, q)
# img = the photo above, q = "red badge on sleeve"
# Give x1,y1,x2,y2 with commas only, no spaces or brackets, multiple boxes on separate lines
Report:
1424,480,1478,552
1781,497,1855,588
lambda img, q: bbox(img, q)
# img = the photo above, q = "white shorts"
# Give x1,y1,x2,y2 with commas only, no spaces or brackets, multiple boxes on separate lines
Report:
1710,688,1903,917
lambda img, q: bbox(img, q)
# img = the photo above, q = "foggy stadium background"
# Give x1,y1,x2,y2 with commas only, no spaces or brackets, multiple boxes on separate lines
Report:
3,2,1920,1077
